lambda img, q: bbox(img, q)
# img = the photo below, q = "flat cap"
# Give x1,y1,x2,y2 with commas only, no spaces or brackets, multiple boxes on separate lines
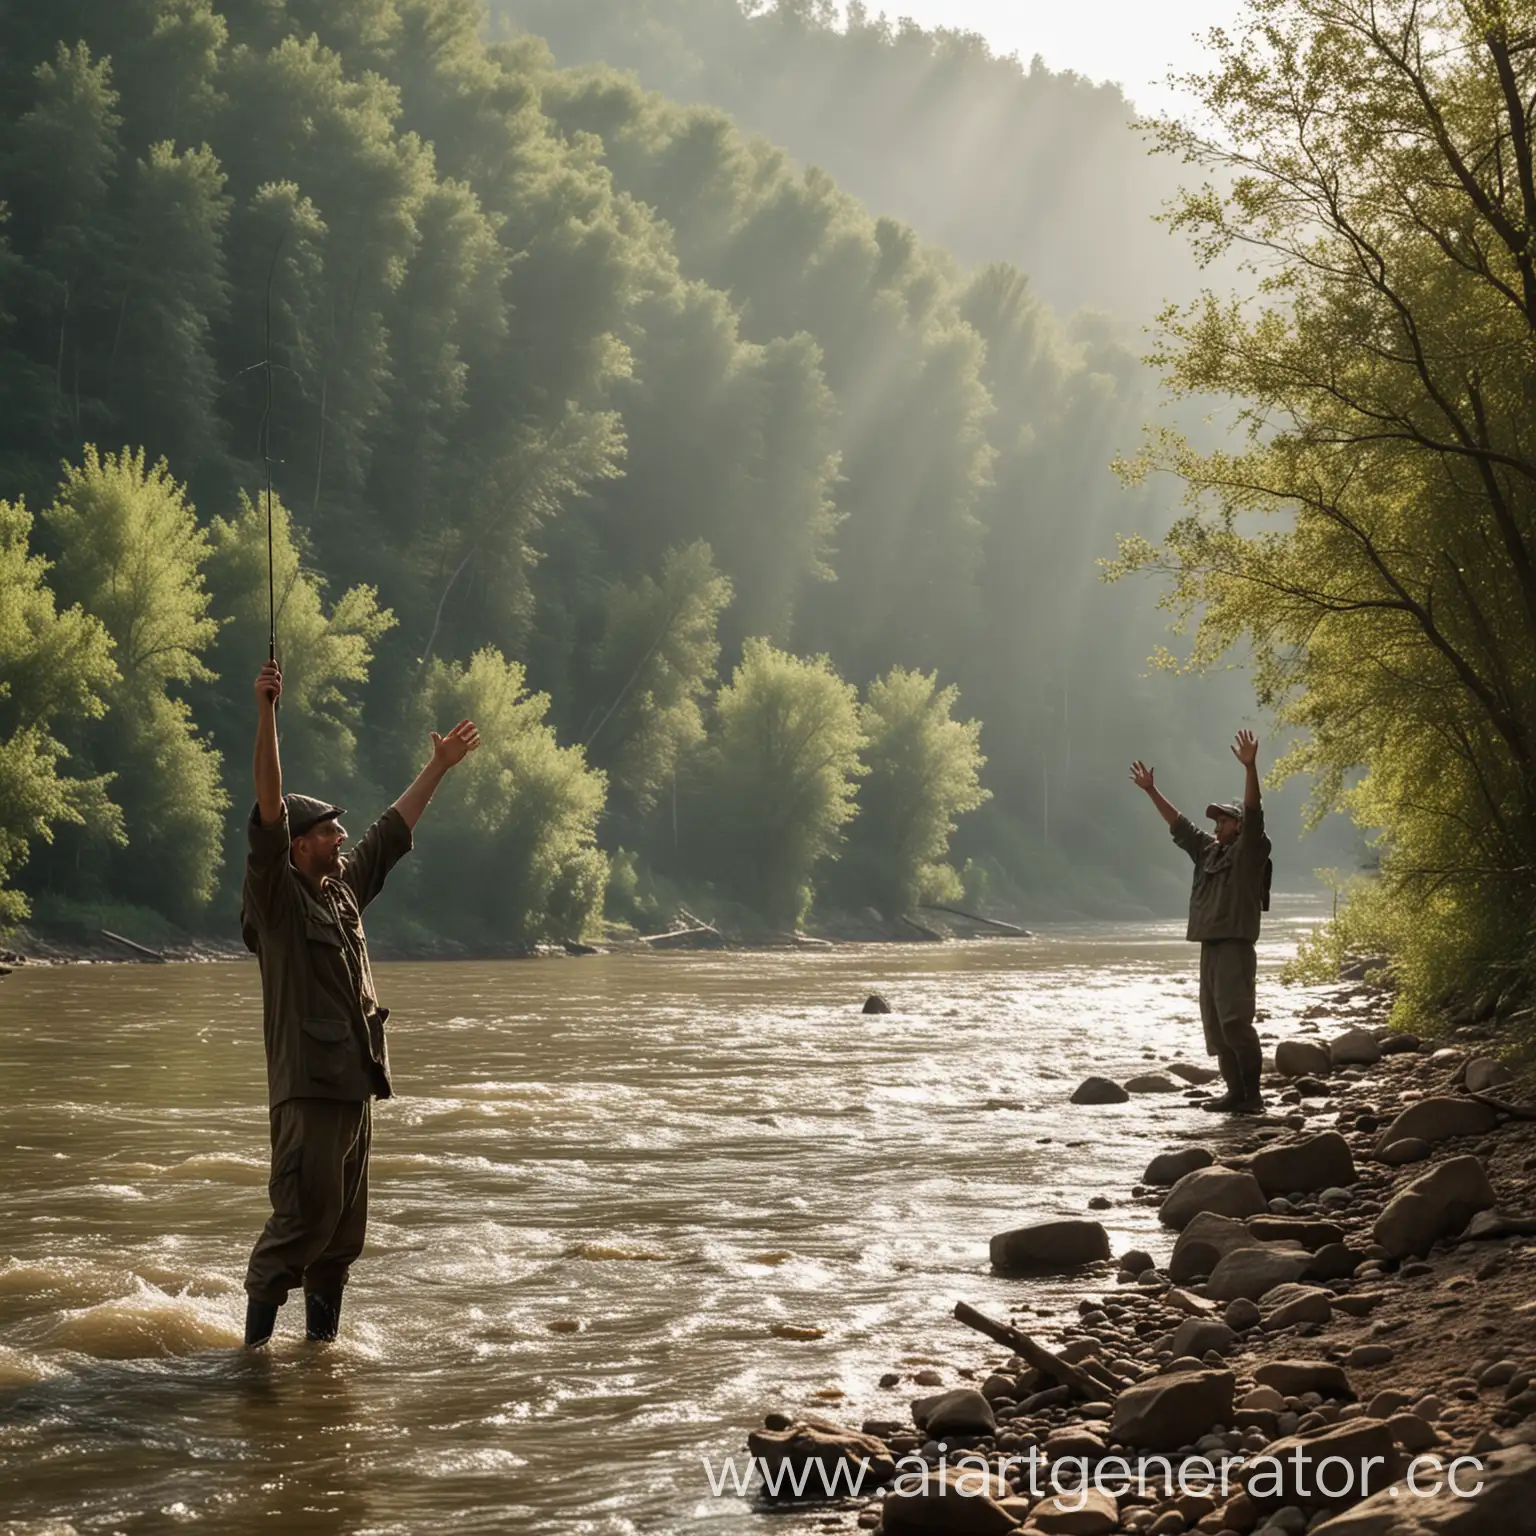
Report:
283,792,344,837
1204,800,1245,822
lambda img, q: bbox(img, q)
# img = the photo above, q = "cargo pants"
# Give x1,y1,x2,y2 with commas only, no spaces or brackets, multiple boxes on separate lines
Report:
1199,938,1263,1099
245,1097,371,1306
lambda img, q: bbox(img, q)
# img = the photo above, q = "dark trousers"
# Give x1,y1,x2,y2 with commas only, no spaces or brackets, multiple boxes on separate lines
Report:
245,1097,371,1305
1198,938,1263,1097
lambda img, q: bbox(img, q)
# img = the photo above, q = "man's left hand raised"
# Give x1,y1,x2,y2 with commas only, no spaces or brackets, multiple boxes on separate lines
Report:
431,719,480,770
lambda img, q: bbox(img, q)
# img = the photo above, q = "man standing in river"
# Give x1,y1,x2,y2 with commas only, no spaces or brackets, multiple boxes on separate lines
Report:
1129,730,1271,1115
241,658,479,1347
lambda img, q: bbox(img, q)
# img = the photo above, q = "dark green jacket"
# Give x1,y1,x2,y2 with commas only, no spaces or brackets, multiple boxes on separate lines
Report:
241,802,412,1108
1172,802,1270,944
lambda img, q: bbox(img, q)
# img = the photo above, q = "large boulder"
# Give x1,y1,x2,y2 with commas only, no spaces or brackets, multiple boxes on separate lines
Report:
746,1417,896,1499
1250,1131,1358,1197
1374,1098,1498,1156
1167,1061,1221,1086
990,1219,1110,1273
881,1463,1021,1533
1243,1419,1401,1508
1170,1211,1287,1284
911,1388,996,1437
1071,1076,1130,1106
1373,1155,1497,1259
1310,1444,1536,1534
1252,1359,1354,1399
1329,1028,1383,1066
1109,1368,1235,1451
1206,1246,1311,1302
1275,1038,1333,1079
1143,1146,1216,1186
1125,1073,1182,1094
1159,1167,1268,1229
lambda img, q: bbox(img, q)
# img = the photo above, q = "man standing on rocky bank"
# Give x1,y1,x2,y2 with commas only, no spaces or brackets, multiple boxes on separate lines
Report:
1130,730,1272,1115
241,658,479,1347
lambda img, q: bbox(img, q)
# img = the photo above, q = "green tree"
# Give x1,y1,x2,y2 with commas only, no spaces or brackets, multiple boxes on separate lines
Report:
40,448,226,918
203,490,395,796
408,648,609,946
843,667,988,914
579,539,732,817
1109,0,1536,1024
0,496,120,924
689,638,864,926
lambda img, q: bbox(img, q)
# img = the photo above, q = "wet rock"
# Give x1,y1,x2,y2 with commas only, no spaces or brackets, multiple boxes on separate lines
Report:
1252,1359,1354,1399
1168,1061,1222,1086
1329,1028,1383,1066
1376,1097,1498,1157
1166,1286,1218,1316
1160,1167,1269,1230
861,994,892,1014
1295,1075,1332,1097
1260,1283,1334,1330
1072,1076,1131,1106
1119,1248,1156,1275
1309,1444,1536,1533
746,1417,896,1499
1143,1146,1216,1186
911,1388,996,1436
880,1463,1019,1532
1243,1419,1400,1508
1465,1058,1513,1094
1338,956,1390,982
990,1219,1111,1273
1109,1367,1236,1451
1275,1039,1332,1079
1250,1131,1357,1198
1125,1073,1182,1093
1378,1032,1420,1055
1206,1246,1312,1302
1373,1155,1497,1259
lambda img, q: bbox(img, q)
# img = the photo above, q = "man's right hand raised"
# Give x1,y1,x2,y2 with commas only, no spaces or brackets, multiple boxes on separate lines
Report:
255,661,282,709
1129,760,1156,793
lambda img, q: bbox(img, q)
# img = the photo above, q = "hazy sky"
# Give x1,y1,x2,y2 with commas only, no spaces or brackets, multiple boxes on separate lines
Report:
845,1,1247,117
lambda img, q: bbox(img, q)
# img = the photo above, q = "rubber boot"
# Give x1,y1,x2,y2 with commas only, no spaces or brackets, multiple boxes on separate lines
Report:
244,1298,279,1348
305,1290,343,1343
1199,1047,1243,1112
1230,1036,1267,1114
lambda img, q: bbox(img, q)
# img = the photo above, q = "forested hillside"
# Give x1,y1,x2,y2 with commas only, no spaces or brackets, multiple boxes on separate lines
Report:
490,0,1214,321
0,0,1264,947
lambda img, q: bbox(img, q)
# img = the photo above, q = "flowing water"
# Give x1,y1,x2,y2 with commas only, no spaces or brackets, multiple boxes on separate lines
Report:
0,901,1340,1533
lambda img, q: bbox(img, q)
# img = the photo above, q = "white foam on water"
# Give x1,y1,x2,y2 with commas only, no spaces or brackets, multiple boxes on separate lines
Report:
41,1279,242,1358
0,1257,133,1312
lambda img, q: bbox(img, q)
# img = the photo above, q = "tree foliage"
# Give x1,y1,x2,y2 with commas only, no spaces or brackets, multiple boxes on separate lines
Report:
1110,0,1536,1022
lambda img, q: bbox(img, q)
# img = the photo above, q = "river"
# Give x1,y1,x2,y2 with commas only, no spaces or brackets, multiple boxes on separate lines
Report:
0,901,1334,1533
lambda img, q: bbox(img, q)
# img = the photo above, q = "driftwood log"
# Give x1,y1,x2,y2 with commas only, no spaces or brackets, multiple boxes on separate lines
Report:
952,1301,1116,1399
920,904,1029,936
101,929,167,962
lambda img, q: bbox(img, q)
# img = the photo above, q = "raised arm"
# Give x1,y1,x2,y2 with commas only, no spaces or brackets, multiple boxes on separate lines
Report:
1130,760,1180,828
1232,729,1261,809
391,718,481,832
254,661,283,824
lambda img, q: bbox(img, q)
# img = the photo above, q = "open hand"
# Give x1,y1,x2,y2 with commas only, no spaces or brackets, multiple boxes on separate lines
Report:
432,719,480,769
1231,730,1260,767
1129,760,1156,792
255,661,282,708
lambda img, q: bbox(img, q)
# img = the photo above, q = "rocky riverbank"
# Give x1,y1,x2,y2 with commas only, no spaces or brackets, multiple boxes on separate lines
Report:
748,980,1536,1534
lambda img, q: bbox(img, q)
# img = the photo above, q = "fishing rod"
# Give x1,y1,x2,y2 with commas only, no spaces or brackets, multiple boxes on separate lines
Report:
259,234,286,707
